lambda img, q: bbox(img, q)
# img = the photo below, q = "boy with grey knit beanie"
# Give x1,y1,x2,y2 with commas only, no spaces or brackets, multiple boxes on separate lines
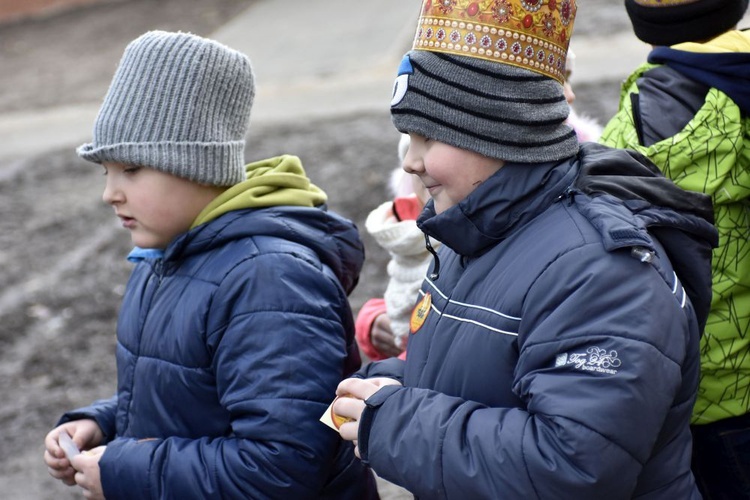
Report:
77,30,254,186
44,30,377,499
601,1,750,498
332,1,718,498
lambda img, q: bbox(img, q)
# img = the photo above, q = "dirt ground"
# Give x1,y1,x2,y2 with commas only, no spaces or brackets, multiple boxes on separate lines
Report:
0,1,626,498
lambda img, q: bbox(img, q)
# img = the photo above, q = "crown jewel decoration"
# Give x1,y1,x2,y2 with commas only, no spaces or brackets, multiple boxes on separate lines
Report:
412,0,577,83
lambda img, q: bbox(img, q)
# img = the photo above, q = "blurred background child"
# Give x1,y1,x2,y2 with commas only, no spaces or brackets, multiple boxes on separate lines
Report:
564,49,602,143
355,134,437,361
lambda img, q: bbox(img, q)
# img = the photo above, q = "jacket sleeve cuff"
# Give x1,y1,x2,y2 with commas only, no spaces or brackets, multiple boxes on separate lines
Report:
357,384,402,464
353,356,405,380
99,438,159,500
57,395,118,444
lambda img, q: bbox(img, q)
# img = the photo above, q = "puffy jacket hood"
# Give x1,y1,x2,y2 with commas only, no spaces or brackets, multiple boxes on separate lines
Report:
170,203,364,295
575,143,718,329
575,143,714,223
129,154,361,291
135,154,365,295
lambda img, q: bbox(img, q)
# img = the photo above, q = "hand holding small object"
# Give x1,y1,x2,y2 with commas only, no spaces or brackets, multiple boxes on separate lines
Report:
71,446,106,500
320,394,356,432
58,430,80,461
43,419,104,487
332,377,403,457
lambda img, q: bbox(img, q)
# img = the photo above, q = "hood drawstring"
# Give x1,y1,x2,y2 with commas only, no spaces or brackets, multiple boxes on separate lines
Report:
424,232,441,280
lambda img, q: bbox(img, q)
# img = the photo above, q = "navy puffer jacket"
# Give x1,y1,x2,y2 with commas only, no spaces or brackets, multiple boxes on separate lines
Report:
358,143,717,499
61,205,377,499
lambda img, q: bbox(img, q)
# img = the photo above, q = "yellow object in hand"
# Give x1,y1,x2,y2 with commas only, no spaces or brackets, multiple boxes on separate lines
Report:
320,394,355,431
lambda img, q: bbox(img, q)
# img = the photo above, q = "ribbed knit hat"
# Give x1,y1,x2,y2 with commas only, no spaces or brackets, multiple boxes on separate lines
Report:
625,0,749,46
390,0,579,163
77,31,255,186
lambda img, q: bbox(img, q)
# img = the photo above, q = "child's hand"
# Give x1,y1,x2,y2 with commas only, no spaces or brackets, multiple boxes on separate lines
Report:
44,419,104,486
71,446,106,500
334,377,402,457
371,314,404,358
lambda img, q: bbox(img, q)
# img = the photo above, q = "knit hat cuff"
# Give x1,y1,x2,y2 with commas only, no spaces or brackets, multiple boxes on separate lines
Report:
625,0,749,45
391,51,579,164
76,141,246,186
393,112,579,164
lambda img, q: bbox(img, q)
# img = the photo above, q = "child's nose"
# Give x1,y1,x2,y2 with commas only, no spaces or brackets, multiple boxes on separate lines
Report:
402,149,423,175
101,177,122,205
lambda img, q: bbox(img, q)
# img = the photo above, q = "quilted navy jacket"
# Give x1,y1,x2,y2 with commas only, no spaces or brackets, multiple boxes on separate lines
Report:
61,205,377,499
357,143,717,499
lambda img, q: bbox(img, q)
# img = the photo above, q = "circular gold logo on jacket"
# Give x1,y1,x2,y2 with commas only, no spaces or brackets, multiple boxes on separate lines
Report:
410,292,432,334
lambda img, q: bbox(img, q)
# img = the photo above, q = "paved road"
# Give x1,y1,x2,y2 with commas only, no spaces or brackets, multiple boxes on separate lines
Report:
0,0,657,168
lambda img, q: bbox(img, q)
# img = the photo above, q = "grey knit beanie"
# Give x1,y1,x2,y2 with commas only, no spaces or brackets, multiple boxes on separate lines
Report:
391,50,578,163
391,0,579,164
77,31,255,186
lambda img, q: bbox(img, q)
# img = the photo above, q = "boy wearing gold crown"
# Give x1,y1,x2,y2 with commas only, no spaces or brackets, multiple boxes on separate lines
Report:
599,2,750,497
333,1,718,498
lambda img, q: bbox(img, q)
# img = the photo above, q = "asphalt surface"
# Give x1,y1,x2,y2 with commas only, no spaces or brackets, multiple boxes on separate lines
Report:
0,0,655,168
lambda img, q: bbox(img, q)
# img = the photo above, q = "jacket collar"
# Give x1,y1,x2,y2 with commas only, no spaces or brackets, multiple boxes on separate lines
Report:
648,30,750,116
417,158,577,257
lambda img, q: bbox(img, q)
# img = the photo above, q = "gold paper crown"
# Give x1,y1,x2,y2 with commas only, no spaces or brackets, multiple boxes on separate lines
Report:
412,0,577,84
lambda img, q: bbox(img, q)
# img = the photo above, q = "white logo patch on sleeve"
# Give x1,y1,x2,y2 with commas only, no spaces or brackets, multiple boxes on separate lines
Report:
556,346,622,375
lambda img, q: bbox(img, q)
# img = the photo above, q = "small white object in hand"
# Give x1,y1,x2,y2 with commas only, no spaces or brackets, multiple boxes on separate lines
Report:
59,431,80,460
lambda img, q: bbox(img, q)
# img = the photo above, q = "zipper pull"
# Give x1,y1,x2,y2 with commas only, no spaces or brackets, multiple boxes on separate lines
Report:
424,233,441,280
556,187,576,205
631,246,654,263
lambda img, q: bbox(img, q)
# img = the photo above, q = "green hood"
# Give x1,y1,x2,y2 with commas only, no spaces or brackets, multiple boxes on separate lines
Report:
192,155,327,229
